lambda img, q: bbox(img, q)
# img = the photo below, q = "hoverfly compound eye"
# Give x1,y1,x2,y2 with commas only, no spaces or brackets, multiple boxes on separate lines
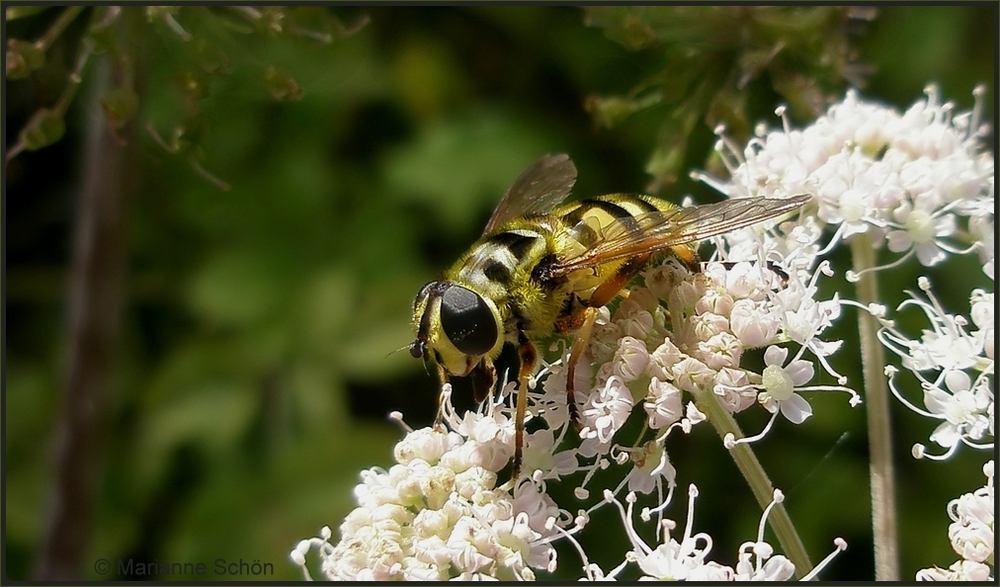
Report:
440,285,498,356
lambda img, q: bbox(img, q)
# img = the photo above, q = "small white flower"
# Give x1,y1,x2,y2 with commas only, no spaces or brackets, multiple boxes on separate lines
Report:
729,298,780,348
611,335,651,382
619,440,677,496
917,460,995,581
925,370,993,449
580,375,635,448
916,559,993,581
648,337,683,381
879,279,994,459
713,366,757,413
521,428,577,480
618,307,656,341
607,487,724,581
696,331,744,370
969,289,994,360
645,377,683,429
734,541,796,581
758,345,815,424
885,199,957,266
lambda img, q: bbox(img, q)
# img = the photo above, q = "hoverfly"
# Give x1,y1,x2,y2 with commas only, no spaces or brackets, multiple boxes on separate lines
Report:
409,154,809,479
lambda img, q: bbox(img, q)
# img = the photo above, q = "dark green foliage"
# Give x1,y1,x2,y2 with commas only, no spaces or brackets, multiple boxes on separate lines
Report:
583,6,874,186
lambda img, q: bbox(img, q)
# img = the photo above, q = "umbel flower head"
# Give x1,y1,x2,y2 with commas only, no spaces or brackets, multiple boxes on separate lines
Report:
290,399,571,581
293,198,848,581
878,278,994,461
916,460,994,581
704,83,993,460
698,84,993,281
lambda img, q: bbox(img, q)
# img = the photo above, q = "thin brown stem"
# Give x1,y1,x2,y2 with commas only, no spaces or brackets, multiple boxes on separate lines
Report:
849,233,899,580
34,6,86,53
31,15,140,580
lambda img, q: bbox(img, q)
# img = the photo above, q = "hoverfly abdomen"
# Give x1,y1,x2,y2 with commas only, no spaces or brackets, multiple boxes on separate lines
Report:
560,196,659,239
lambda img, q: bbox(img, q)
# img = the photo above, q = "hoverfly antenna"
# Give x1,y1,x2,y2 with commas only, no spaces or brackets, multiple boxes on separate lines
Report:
398,339,431,375
386,343,417,360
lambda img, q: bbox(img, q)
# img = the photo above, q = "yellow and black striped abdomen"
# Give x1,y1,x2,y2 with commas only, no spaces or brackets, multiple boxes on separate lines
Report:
555,194,671,248
548,194,691,297
444,193,691,343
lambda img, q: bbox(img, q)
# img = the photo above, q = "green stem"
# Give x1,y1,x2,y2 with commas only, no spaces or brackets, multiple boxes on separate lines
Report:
35,6,86,52
696,388,812,578
849,234,899,580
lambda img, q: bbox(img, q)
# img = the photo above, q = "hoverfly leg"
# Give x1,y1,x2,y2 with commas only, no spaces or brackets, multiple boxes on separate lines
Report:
470,360,497,404
709,260,789,287
433,364,450,431
563,256,650,432
565,306,598,432
511,336,537,481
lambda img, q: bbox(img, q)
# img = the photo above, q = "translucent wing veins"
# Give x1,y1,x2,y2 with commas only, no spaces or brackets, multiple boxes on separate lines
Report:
482,154,578,236
548,194,812,277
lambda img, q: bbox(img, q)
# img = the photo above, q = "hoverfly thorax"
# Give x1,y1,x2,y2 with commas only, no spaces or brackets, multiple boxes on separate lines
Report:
410,280,504,378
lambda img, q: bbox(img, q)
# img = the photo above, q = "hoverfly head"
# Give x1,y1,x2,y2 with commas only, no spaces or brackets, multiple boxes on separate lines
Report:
411,280,502,377
410,281,437,362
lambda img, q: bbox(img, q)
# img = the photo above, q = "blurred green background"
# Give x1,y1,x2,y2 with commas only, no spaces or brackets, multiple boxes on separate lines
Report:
4,6,994,581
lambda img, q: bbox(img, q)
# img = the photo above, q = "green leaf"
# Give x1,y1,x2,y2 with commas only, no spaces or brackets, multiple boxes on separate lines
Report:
175,69,212,100
583,6,659,51
262,65,304,101
100,87,140,129
171,113,209,156
18,109,65,151
584,92,663,129
5,39,45,80
5,6,50,20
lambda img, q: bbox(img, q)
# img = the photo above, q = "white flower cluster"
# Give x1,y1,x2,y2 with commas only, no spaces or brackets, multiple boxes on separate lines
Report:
542,249,857,506
702,85,994,280
589,486,845,581
290,402,568,580
879,278,994,460
292,238,848,580
916,460,994,581
704,85,994,434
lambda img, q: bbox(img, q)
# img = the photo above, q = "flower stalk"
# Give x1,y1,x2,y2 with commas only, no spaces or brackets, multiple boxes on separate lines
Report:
849,233,899,580
693,385,812,577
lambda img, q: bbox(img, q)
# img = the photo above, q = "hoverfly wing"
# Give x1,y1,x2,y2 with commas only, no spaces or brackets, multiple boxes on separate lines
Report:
548,194,811,277
483,154,578,236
